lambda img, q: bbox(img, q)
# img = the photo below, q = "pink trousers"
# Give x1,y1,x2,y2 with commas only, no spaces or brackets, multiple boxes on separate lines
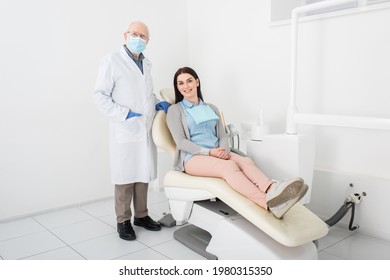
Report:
184,153,273,209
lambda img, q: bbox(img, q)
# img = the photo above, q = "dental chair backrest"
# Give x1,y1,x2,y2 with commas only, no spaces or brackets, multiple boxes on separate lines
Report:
152,88,176,158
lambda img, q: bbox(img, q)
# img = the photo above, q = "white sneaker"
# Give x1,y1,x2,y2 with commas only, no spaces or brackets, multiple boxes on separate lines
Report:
268,184,308,219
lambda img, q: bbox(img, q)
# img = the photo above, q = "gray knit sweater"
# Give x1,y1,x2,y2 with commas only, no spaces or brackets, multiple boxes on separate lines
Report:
166,102,230,171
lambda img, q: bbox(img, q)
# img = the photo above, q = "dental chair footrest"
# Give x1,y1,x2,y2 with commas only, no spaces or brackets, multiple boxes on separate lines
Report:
164,170,329,247
174,224,217,260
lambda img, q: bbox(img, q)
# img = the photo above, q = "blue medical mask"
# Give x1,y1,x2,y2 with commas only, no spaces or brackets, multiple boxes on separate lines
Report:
127,36,146,54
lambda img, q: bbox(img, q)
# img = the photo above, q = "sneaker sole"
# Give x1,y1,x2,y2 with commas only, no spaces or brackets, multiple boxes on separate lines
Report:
270,184,309,219
267,179,304,208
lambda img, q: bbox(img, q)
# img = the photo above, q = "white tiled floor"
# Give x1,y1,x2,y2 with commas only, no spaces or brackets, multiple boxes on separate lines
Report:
1,190,390,260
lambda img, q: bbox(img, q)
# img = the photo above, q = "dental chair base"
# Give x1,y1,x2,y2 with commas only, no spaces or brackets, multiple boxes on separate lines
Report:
173,199,318,260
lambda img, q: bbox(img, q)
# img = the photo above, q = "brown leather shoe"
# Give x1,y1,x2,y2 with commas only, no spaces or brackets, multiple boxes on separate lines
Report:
117,220,136,240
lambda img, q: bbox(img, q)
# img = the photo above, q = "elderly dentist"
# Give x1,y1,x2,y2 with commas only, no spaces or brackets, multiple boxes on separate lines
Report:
93,21,170,241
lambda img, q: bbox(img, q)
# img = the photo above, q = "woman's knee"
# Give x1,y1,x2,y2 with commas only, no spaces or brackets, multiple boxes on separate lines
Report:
241,156,255,164
201,159,239,177
231,154,256,167
219,160,240,174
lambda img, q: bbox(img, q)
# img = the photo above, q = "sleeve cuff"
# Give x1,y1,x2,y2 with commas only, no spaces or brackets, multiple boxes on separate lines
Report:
200,148,211,155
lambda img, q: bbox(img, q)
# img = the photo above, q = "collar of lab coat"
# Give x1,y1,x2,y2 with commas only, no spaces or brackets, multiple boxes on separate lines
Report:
120,46,151,76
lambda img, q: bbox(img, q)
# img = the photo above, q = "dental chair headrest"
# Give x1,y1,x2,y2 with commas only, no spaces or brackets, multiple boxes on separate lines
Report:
160,88,175,104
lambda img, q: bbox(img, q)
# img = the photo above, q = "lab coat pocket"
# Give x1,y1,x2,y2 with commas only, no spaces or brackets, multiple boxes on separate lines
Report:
115,117,146,143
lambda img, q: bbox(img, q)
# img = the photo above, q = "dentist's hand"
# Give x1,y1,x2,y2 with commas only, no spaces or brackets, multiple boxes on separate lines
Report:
126,111,142,119
155,101,171,113
209,147,230,160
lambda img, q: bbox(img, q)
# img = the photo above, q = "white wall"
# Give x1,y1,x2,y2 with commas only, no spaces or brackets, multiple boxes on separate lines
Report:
187,0,390,240
0,0,188,221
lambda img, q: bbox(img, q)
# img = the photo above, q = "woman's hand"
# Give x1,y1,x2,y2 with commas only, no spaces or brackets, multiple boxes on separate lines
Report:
209,147,230,160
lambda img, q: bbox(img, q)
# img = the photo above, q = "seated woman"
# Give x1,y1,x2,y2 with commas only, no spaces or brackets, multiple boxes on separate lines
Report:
166,67,308,219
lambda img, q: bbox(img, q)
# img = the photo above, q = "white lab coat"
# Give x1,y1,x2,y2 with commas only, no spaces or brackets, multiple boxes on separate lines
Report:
93,46,158,184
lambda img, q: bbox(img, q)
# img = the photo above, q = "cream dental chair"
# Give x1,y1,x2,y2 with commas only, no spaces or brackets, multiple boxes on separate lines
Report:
152,88,329,260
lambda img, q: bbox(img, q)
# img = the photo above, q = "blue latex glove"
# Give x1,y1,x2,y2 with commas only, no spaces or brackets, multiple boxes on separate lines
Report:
155,101,171,113
126,111,142,119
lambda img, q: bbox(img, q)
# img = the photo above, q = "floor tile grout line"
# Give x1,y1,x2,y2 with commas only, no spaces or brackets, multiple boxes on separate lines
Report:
30,216,90,260
112,246,173,260
94,216,117,230
0,228,48,243
353,232,390,246
148,247,173,260
148,238,205,260
67,231,155,260
134,232,176,249
32,215,97,231
30,216,121,260
0,207,100,243
17,245,86,260
319,250,348,260
318,232,358,252
76,205,121,231
31,215,106,233
67,232,124,248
